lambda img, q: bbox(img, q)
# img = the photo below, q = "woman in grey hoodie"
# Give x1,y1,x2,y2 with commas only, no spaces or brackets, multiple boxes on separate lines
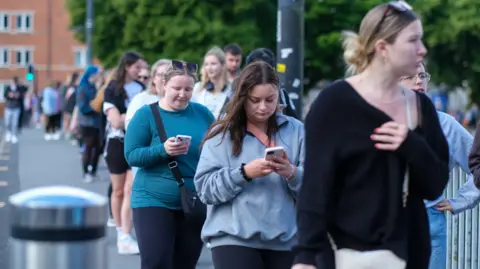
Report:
194,61,305,269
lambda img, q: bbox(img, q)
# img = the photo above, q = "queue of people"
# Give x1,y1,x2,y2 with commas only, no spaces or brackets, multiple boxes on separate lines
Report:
7,2,480,269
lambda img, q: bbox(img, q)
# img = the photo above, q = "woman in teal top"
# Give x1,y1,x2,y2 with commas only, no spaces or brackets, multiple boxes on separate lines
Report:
124,60,214,269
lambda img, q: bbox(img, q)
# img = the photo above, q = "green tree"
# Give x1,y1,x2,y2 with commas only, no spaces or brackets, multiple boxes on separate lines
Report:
304,0,384,86
66,0,130,67
67,0,480,100
66,0,277,68
411,0,480,104
305,0,480,100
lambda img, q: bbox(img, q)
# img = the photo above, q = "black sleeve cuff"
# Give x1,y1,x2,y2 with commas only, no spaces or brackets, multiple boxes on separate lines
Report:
293,251,316,266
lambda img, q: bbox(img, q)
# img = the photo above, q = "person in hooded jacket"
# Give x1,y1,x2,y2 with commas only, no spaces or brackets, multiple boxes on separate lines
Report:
76,65,102,182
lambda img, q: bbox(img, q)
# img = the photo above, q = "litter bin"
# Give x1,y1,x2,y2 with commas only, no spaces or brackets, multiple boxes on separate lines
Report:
8,186,108,269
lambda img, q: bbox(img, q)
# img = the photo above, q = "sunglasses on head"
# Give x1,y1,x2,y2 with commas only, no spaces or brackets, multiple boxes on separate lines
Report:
171,60,198,75
372,1,413,36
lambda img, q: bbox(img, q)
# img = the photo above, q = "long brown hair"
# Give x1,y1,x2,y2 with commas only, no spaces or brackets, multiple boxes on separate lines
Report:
201,61,280,156
112,51,143,99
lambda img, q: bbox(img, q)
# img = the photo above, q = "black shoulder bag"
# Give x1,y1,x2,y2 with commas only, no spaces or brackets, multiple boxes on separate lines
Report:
149,103,206,226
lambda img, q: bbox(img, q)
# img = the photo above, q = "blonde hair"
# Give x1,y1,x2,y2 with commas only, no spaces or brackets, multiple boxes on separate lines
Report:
341,3,418,75
200,46,229,91
100,68,117,92
148,59,171,95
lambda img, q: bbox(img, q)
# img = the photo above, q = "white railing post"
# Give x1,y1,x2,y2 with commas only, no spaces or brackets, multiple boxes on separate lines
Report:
445,167,480,269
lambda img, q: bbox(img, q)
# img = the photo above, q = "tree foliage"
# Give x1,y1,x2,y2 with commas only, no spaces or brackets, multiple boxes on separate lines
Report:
66,0,276,68
411,0,480,104
304,0,384,84
66,0,480,99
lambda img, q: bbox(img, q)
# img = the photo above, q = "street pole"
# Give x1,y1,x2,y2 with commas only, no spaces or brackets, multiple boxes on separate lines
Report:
276,0,304,119
85,0,94,66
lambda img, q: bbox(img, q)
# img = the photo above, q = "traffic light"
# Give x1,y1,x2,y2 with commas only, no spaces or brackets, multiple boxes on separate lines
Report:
26,64,35,81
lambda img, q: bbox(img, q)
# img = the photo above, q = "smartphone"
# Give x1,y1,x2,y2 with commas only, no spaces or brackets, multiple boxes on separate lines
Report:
175,135,192,145
264,146,285,161
175,135,191,155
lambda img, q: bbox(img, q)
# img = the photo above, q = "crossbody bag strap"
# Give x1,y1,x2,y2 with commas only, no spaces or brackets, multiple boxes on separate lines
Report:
402,88,414,208
149,103,185,186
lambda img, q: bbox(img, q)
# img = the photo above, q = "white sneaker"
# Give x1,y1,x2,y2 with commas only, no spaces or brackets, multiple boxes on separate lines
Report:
10,135,18,144
107,218,116,227
52,132,61,140
83,174,93,183
5,132,11,143
117,233,140,255
44,134,52,141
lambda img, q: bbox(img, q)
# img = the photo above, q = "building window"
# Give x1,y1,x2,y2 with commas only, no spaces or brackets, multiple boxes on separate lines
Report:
15,51,22,64
15,13,33,32
74,48,87,68
0,13,9,32
25,50,30,64
0,48,9,67
13,48,32,66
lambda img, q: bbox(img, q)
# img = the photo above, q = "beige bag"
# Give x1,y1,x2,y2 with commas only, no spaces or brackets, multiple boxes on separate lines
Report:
89,88,104,113
329,88,413,269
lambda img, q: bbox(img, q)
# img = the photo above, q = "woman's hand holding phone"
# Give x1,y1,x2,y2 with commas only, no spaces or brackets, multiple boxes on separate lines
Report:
244,159,274,178
164,137,188,156
267,152,295,179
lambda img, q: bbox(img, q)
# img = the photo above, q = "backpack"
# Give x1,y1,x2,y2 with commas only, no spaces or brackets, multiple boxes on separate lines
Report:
279,88,298,119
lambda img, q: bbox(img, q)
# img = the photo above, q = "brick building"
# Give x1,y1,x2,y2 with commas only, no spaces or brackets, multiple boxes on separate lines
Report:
0,0,89,98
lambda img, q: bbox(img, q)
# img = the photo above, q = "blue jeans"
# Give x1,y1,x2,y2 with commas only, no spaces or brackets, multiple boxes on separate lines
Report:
5,107,21,135
427,207,447,269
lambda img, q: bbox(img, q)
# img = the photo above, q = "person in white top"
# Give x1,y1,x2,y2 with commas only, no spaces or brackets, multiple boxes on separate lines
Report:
103,51,144,255
125,59,171,130
192,46,232,119
126,58,171,180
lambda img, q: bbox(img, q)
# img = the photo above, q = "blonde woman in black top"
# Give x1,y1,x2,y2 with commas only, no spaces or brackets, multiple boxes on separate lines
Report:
292,2,449,269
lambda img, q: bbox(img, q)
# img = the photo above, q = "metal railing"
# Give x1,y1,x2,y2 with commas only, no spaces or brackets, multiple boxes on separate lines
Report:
446,167,479,269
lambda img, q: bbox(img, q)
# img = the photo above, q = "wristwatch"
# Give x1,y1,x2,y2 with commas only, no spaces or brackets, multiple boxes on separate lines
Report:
240,163,252,182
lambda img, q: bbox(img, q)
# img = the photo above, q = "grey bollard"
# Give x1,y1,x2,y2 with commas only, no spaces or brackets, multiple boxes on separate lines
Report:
8,186,108,269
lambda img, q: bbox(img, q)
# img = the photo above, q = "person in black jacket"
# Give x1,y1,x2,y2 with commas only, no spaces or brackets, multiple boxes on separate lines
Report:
292,2,449,269
15,78,28,133
4,77,26,143
221,48,299,119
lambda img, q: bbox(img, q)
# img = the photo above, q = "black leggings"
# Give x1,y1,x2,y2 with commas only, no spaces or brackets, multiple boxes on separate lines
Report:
45,113,61,133
133,207,203,269
80,126,101,175
211,245,294,269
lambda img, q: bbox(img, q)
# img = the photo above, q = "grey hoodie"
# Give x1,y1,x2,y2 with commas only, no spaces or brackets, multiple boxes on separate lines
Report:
194,114,305,251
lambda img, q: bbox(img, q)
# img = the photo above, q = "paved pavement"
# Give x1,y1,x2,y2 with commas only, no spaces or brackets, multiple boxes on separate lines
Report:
0,128,214,268
0,133,19,269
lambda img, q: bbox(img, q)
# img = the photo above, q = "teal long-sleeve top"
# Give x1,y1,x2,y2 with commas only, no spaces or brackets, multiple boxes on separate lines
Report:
124,102,214,210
